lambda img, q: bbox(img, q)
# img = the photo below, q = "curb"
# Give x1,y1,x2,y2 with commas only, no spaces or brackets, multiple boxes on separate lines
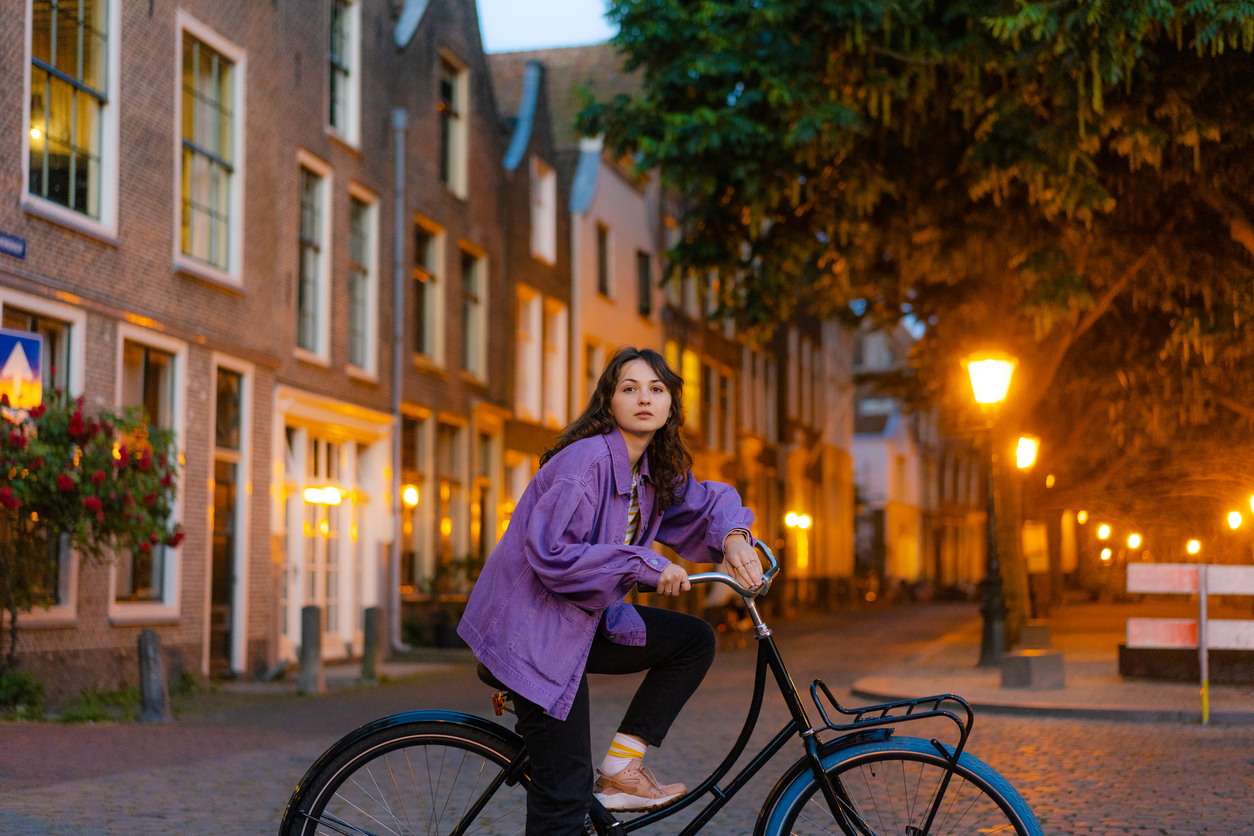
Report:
850,682,1254,726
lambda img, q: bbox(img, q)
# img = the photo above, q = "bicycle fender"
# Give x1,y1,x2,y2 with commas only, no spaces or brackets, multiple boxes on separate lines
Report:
751,729,895,836
279,710,522,835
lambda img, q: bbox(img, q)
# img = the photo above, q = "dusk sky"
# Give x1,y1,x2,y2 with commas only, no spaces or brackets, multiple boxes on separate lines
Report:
477,0,617,52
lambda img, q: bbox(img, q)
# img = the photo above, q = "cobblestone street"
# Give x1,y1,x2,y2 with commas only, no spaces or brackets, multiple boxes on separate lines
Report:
2,604,1251,835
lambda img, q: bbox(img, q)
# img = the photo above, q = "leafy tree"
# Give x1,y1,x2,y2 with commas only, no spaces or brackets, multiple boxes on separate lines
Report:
0,391,182,671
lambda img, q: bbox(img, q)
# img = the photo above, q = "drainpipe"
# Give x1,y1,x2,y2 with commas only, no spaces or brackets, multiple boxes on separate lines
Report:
391,107,410,652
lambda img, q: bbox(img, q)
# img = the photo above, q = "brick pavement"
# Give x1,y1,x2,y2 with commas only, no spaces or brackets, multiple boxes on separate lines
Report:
2,603,1251,835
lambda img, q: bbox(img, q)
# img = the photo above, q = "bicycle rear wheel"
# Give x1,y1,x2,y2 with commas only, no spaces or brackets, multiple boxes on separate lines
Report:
762,736,1042,836
282,720,529,836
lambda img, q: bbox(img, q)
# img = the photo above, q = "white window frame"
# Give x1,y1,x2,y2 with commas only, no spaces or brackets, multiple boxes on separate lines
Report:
108,323,188,625
460,244,488,381
172,11,247,287
205,353,253,675
413,216,446,366
21,0,122,243
530,156,557,264
295,150,333,363
438,51,469,199
542,299,568,428
514,285,542,422
326,0,361,147
346,183,379,378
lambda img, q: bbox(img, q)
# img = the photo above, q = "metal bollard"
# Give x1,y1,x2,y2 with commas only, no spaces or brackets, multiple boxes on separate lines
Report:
361,606,384,685
137,628,174,723
298,605,326,695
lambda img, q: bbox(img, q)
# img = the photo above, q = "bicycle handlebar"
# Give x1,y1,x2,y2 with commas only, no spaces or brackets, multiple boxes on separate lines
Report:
687,538,779,599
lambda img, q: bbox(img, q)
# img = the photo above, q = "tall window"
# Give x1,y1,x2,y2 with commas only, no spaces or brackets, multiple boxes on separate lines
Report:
210,367,243,675
328,0,359,142
681,348,700,430
438,59,467,197
461,250,485,378
585,343,603,406
413,225,443,360
720,373,734,452
530,157,557,264
2,307,71,391
181,33,236,271
435,423,462,574
542,301,569,427
701,364,716,448
596,223,610,296
636,251,652,317
298,167,324,353
347,196,373,371
515,287,541,421
471,432,495,561
118,340,176,603
29,0,109,218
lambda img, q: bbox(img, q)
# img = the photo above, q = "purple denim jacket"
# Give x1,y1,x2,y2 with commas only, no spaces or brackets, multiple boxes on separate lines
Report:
458,428,754,720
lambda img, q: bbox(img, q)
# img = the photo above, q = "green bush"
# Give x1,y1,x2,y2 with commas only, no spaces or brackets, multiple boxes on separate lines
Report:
0,670,44,717
58,685,140,723
402,615,431,647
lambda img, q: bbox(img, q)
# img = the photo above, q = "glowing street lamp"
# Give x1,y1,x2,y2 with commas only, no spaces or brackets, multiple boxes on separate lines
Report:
1097,524,1111,540
785,512,798,528
785,512,812,569
402,485,420,507
1228,511,1243,530
1077,510,1088,524
1015,436,1039,470
1101,548,1112,561
1127,533,1142,549
303,485,347,506
964,351,1016,668
1187,539,1201,555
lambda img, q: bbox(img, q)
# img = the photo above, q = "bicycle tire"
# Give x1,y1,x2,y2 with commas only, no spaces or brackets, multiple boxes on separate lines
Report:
280,720,529,836
759,736,1043,836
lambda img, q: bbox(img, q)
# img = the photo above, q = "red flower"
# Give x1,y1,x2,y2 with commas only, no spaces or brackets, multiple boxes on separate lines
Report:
83,496,102,512
138,541,152,553
166,530,185,548
0,394,8,407
109,491,117,500
30,457,44,469
160,472,174,488
96,511,105,522
124,492,135,506
7,431,26,450
0,486,20,509
91,470,106,485
56,473,75,491
144,492,157,506
68,410,85,439
138,449,152,471
150,531,161,543
114,445,128,467
28,404,46,419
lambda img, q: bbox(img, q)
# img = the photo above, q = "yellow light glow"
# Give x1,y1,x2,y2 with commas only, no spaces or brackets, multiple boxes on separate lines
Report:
112,444,121,460
402,484,419,507
303,486,346,506
302,521,313,536
1077,510,1088,524
1250,495,1254,514
1016,436,1039,470
30,127,40,140
350,523,358,541
1045,474,1055,488
785,512,799,528
318,519,330,536
1229,511,1243,530
1187,539,1201,555
1097,524,1111,540
797,514,812,530
964,354,1016,405
1127,533,1142,549
1100,548,1112,561
440,517,452,537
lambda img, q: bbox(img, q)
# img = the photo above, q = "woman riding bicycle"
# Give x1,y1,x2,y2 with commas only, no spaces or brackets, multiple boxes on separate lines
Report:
458,347,763,836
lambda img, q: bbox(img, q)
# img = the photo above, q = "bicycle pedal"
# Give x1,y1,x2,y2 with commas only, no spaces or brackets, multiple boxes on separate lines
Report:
492,690,515,716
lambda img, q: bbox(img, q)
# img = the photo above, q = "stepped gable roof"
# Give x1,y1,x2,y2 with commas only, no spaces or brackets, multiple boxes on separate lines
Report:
487,42,642,149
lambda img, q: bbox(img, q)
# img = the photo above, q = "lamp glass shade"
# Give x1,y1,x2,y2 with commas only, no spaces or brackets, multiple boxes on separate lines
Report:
965,356,1016,405
1228,511,1243,530
1187,539,1201,554
1016,436,1039,469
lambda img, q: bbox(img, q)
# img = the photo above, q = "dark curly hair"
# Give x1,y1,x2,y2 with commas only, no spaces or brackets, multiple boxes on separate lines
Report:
541,347,693,512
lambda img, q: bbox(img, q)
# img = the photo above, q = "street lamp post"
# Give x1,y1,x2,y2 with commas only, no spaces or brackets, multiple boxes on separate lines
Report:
966,352,1016,668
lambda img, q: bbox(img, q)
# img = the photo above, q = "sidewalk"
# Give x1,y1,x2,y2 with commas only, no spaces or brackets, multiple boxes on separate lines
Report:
850,600,1254,724
219,647,472,694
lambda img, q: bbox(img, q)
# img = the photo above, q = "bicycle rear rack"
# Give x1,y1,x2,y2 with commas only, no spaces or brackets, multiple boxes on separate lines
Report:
808,679,975,764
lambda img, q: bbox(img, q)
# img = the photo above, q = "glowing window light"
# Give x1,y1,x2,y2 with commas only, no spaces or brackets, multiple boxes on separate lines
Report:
1097,524,1111,540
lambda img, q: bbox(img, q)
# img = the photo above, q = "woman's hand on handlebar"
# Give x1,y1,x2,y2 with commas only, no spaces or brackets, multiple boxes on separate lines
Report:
657,563,691,596
723,532,764,589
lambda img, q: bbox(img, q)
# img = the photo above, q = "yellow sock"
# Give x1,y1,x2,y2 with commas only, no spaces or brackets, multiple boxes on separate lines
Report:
601,733,646,775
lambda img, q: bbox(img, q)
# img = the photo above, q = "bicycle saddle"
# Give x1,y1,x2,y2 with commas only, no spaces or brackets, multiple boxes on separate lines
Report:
476,661,508,691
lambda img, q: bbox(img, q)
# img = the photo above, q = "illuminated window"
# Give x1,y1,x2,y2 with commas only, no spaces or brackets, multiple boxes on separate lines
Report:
328,0,360,144
531,157,556,264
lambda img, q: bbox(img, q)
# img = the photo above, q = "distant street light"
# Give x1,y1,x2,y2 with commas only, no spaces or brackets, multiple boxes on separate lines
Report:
1228,511,1243,530
785,511,811,569
1101,548,1113,561
1097,524,1111,540
964,351,1017,668
1127,533,1142,549
785,512,798,527
1187,539,1201,555
1015,436,1039,470
1077,510,1088,524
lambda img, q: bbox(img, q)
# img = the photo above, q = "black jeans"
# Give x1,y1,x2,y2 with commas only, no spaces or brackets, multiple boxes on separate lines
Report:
512,605,717,836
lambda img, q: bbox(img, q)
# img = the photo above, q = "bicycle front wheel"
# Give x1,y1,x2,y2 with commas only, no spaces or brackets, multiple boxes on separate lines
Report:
761,736,1042,836
282,720,529,836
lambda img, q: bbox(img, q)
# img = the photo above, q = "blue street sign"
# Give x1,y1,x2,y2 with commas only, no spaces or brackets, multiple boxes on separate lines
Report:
0,327,44,408
0,231,27,260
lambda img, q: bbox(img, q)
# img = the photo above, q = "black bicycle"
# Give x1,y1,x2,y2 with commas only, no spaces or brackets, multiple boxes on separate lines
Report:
279,541,1043,836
